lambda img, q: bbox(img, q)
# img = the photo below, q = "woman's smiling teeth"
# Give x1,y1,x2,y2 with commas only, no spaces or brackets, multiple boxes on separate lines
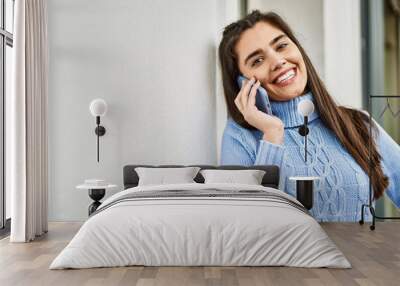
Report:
275,68,296,84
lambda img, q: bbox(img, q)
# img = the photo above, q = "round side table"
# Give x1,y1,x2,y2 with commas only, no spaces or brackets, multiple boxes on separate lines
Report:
288,176,320,210
76,184,117,216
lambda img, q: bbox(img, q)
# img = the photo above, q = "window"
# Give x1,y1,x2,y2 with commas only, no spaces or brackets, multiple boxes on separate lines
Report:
0,0,13,232
362,0,400,217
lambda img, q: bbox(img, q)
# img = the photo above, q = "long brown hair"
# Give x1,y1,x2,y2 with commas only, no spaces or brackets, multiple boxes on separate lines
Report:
218,10,388,199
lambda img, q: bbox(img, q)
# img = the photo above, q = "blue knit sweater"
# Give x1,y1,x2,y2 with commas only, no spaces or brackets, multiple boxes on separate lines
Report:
220,91,400,222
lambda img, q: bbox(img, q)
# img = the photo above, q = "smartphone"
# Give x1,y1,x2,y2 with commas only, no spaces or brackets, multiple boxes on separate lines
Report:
237,75,273,115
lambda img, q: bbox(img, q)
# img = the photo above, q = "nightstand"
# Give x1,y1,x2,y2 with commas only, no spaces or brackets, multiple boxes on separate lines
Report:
288,176,320,210
76,182,117,216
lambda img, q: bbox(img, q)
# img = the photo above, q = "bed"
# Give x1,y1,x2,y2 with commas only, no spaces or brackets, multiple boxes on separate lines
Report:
49,165,350,269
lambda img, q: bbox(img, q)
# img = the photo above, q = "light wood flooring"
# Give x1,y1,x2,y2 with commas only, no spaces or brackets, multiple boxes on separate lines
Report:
0,222,399,286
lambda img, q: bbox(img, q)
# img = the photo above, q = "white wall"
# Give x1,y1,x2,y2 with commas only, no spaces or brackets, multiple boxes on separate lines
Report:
323,0,362,108
48,0,221,221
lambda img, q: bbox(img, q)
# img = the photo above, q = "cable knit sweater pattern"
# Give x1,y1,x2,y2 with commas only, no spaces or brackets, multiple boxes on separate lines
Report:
220,92,400,222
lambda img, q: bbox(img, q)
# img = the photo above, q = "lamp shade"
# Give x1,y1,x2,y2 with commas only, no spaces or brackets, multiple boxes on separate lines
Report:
298,99,314,117
89,99,108,117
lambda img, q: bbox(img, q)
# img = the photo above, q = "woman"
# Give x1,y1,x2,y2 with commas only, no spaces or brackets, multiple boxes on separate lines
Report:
218,10,400,222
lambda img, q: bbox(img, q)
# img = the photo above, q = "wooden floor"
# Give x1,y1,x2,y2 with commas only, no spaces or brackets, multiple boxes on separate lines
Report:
0,222,399,286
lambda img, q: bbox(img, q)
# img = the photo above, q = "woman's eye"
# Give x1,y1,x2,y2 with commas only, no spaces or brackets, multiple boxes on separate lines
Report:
277,43,288,50
251,57,263,67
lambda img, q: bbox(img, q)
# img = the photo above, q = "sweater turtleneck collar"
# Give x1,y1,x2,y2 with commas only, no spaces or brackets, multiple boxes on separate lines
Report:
270,91,319,128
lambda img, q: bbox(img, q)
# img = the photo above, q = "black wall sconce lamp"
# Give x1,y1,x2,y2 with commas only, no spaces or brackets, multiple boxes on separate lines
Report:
89,99,108,162
297,99,315,162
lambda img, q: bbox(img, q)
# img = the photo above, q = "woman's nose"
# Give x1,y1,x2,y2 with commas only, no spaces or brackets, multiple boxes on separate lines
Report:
270,54,287,72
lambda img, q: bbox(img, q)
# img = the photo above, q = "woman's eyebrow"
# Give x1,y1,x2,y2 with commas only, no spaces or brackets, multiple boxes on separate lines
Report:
244,49,263,65
270,34,286,46
244,34,287,65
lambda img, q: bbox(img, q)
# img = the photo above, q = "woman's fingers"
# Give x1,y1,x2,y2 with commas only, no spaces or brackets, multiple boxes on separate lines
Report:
240,77,255,109
248,80,260,108
235,77,260,115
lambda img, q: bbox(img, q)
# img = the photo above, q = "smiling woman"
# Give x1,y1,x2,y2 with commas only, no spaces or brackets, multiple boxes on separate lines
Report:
218,10,400,222
236,22,307,101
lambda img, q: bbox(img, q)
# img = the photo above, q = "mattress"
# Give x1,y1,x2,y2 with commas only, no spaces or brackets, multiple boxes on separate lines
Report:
50,183,351,269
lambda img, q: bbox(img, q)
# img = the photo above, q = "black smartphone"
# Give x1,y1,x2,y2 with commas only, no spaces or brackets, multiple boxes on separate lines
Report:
237,75,273,115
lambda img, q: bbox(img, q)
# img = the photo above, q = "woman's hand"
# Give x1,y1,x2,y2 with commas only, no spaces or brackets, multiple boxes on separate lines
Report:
234,77,284,145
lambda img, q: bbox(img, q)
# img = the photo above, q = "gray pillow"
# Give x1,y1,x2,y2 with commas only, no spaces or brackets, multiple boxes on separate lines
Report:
200,169,266,185
135,167,201,186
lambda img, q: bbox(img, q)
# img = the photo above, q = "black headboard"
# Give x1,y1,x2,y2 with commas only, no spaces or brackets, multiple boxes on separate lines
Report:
123,165,280,189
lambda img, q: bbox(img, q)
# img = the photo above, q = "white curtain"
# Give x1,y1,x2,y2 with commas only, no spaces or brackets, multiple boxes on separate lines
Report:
9,0,48,242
